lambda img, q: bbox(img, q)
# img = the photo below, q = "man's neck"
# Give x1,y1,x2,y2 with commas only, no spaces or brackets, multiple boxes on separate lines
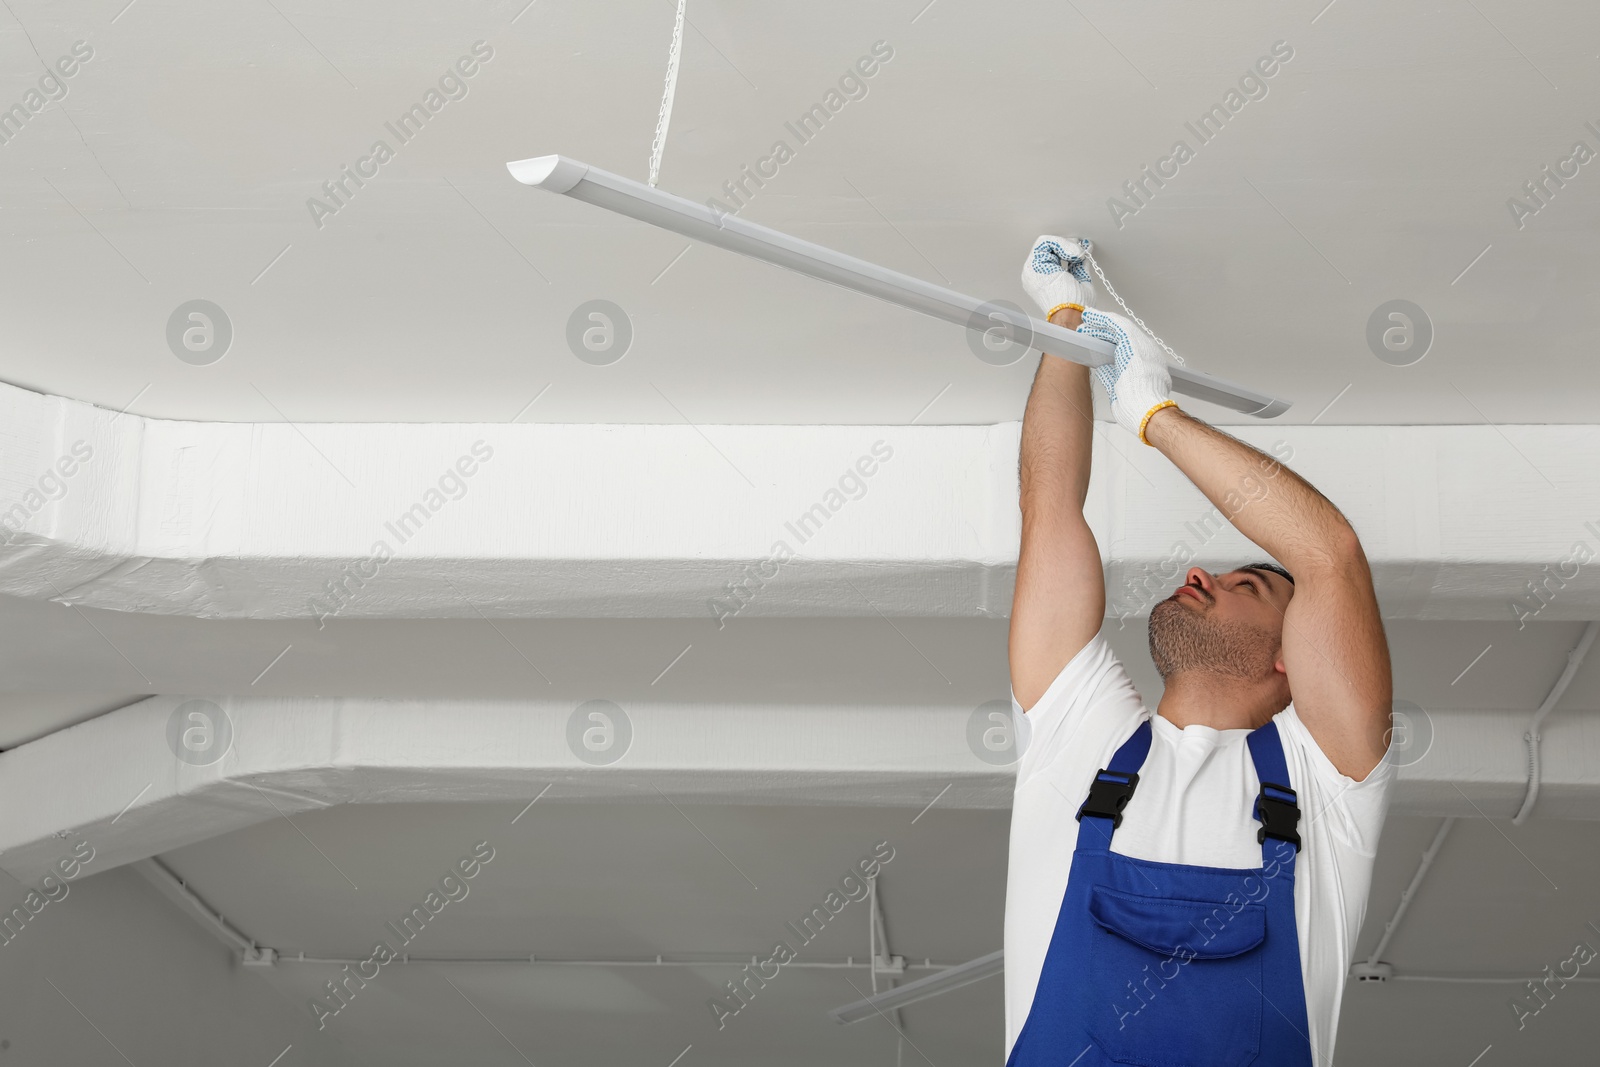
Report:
1154,672,1284,732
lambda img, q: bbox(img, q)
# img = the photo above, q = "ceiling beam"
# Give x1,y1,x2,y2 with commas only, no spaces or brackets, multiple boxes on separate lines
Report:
1,694,1596,884
0,382,1593,624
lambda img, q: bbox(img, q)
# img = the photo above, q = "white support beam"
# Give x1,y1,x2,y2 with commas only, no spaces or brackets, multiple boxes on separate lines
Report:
1,695,1597,884
0,379,1595,623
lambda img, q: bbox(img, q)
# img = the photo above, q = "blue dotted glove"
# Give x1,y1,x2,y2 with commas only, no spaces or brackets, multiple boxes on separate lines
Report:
1019,236,1095,319
1076,307,1175,444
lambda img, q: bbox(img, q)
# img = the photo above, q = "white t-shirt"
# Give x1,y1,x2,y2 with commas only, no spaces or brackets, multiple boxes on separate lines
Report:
1004,633,1394,1065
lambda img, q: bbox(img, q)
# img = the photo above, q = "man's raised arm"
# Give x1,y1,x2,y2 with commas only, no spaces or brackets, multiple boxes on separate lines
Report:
1009,239,1105,711
1143,407,1392,779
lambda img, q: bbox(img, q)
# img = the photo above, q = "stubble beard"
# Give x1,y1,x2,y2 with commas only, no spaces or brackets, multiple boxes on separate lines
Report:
1148,598,1279,682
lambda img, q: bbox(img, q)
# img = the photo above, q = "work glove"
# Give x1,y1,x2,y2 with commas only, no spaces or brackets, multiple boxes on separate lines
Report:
1019,235,1096,320
1076,307,1177,445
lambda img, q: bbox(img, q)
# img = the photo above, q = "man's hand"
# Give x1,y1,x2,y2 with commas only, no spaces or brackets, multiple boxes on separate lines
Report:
1075,309,1176,445
1020,237,1176,445
1019,235,1096,319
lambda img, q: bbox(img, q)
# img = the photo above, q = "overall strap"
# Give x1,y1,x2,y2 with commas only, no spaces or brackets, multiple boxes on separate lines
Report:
1247,720,1303,868
1074,718,1153,844
1108,717,1153,775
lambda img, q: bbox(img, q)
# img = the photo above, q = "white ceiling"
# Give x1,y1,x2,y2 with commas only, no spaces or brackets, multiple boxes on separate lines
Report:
4,0,1600,1063
1,0,1596,425
164,801,1011,1065
146,801,1600,1066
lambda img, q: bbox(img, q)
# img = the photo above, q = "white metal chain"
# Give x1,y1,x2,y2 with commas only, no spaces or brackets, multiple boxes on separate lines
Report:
647,0,688,188
1082,248,1186,366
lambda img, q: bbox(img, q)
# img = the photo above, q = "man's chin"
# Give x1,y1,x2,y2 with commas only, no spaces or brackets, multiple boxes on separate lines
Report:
1149,599,1187,625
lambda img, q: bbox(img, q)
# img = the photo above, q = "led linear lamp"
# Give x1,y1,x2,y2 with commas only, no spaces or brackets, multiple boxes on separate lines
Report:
506,155,1290,418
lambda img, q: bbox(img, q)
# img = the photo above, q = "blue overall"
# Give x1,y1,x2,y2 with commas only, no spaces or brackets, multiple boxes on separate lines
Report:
1007,718,1313,1067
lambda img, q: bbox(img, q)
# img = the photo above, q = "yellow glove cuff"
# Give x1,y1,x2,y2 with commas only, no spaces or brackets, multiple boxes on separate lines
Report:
1138,400,1180,445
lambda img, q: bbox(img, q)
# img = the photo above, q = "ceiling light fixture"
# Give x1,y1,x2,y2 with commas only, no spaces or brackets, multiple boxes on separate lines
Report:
507,154,1291,418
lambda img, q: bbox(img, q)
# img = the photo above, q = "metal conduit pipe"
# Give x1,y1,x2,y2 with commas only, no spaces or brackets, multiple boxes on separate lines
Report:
136,858,958,973
250,953,957,970
133,858,261,956
1351,817,1456,982
1513,621,1600,825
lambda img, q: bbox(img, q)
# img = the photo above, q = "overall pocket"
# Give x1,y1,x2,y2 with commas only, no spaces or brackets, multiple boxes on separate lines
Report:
1085,885,1266,1067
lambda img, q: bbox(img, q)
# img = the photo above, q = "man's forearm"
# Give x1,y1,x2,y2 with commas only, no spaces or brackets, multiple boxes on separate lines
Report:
1019,308,1092,512
1143,405,1357,571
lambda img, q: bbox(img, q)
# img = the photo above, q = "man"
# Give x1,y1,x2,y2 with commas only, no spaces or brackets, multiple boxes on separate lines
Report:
1003,237,1394,1066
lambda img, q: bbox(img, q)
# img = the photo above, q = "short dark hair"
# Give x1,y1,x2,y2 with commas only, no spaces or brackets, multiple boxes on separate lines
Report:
1242,561,1295,586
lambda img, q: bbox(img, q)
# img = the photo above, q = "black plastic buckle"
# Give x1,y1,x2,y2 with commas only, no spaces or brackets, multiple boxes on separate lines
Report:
1255,781,1302,852
1076,770,1140,828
